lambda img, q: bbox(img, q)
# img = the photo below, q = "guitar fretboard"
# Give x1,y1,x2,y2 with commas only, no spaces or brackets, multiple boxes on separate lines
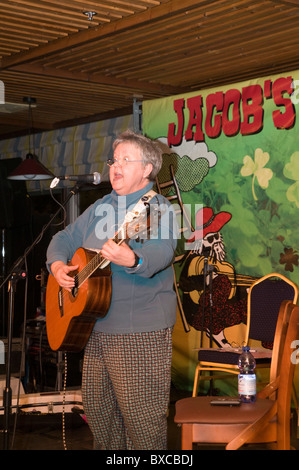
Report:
75,229,124,288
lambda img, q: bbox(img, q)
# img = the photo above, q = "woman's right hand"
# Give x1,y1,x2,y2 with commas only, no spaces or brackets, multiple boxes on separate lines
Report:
51,260,79,292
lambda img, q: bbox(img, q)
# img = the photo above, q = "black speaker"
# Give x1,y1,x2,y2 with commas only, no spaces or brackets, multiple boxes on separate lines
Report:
0,158,28,229
0,337,24,377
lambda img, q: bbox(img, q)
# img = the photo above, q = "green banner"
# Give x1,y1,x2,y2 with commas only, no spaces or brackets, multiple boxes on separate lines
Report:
143,70,299,392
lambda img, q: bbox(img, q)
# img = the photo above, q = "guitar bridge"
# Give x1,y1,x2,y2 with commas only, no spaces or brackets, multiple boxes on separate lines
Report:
58,287,64,317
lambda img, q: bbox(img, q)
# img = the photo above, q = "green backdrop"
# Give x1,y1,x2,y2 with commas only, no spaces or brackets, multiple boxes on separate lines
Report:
143,69,299,393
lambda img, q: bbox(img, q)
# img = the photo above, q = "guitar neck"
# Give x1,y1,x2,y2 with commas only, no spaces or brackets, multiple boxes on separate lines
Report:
76,230,125,288
75,198,152,289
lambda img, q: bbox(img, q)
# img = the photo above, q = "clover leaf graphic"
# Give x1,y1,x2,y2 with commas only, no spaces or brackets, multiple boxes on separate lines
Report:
279,247,299,272
283,151,299,208
241,148,273,200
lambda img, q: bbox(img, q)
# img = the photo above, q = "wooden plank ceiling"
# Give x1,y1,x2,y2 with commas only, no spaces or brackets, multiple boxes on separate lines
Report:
1,0,299,140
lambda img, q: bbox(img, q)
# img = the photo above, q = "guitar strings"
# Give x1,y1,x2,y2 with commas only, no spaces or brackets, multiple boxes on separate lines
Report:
218,273,257,286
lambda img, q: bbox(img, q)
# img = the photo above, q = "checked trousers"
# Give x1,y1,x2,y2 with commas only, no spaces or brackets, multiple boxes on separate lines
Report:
81,328,173,450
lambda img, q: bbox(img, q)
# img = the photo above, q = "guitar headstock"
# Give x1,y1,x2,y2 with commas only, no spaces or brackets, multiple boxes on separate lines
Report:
123,204,161,241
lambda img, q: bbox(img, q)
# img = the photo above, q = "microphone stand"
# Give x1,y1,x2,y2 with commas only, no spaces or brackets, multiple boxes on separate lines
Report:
200,255,208,348
200,247,216,395
208,265,215,395
0,183,81,450
200,247,211,348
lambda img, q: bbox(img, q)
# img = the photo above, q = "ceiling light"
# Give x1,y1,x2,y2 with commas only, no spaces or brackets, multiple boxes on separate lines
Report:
83,11,97,21
7,97,53,181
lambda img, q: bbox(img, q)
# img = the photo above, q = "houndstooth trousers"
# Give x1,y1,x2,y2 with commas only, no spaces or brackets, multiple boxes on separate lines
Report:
81,328,173,450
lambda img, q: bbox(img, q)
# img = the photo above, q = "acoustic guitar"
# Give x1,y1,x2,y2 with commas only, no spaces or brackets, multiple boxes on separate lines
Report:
46,202,154,352
187,255,257,304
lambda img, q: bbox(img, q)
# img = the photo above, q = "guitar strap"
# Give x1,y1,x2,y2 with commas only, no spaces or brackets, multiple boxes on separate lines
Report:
120,189,157,229
100,189,157,268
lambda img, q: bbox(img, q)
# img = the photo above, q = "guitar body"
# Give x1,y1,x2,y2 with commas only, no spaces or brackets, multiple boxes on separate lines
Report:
188,256,236,303
46,248,112,352
187,255,256,304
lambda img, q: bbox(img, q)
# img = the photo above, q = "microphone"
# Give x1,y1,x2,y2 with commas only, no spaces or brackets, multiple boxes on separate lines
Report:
50,172,101,188
202,246,211,259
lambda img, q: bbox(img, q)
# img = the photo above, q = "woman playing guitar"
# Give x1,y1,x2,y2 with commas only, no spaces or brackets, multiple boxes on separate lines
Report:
46,130,178,450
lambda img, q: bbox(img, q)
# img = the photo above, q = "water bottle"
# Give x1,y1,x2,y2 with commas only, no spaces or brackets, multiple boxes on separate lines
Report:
238,346,256,403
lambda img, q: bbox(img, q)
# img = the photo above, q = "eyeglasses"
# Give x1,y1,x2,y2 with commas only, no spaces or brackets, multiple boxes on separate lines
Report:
205,233,220,244
106,158,144,167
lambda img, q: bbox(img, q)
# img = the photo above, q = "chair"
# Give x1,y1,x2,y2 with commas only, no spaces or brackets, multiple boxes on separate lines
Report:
174,302,299,450
192,273,298,397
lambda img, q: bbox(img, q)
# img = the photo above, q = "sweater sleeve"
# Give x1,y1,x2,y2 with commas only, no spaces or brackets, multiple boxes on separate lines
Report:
46,204,94,273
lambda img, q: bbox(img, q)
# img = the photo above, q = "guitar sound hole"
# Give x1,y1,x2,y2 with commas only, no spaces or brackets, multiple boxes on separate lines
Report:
71,287,78,298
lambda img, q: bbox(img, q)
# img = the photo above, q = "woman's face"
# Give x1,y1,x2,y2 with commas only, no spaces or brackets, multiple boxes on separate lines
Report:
109,142,152,196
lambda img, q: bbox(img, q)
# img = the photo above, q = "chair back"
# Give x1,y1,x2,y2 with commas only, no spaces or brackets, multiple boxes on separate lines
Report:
246,273,298,344
277,304,299,448
269,300,294,384
226,302,299,450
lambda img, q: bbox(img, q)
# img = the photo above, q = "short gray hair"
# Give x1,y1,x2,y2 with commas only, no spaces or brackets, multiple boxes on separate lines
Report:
112,130,162,181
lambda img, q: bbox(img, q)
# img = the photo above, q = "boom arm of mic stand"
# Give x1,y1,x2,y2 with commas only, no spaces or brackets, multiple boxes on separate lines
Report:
1,183,81,450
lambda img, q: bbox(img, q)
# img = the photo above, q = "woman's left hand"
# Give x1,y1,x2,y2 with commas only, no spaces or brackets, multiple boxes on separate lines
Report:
101,239,136,267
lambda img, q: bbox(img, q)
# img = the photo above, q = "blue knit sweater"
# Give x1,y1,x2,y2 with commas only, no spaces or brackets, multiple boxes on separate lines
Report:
46,182,178,334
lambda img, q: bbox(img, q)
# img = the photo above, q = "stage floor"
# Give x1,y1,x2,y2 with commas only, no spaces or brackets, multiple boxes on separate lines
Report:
1,386,298,451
